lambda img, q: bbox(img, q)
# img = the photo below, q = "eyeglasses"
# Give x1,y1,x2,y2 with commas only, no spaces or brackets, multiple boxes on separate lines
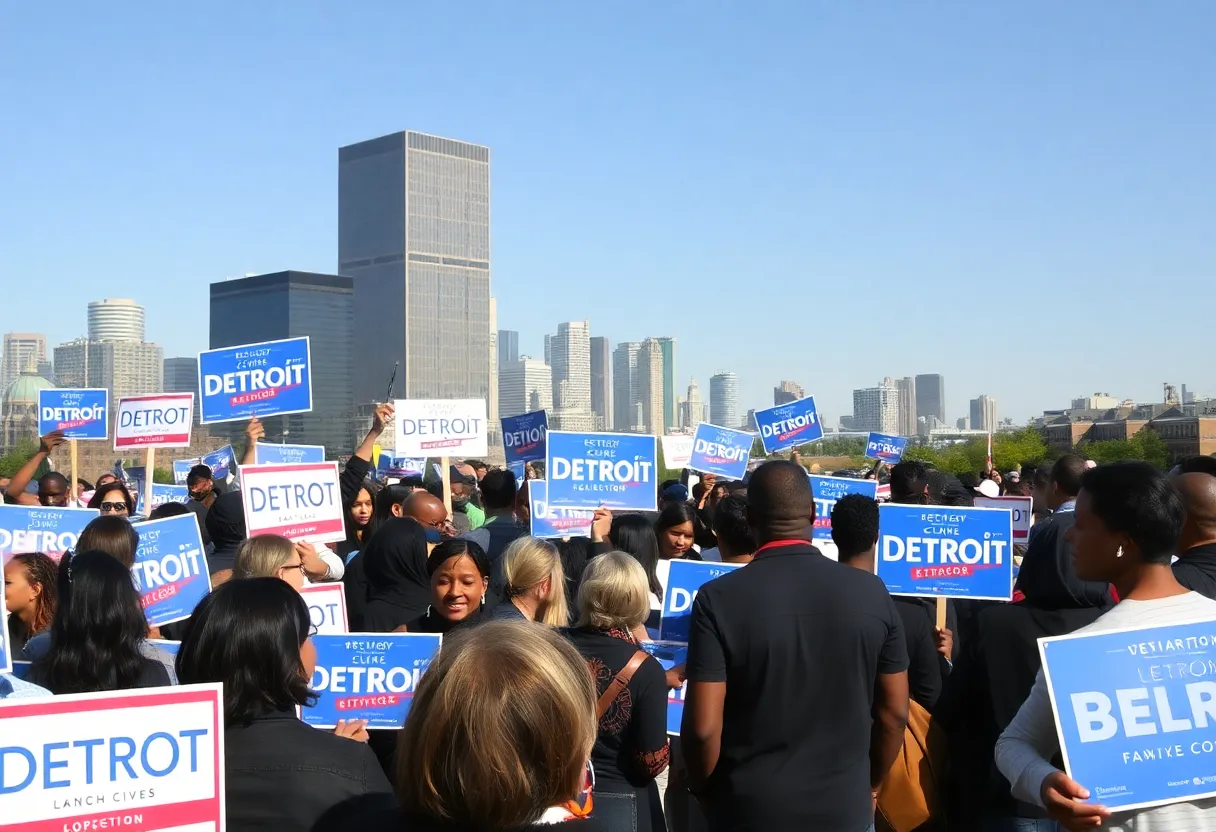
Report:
278,562,306,575
99,502,129,513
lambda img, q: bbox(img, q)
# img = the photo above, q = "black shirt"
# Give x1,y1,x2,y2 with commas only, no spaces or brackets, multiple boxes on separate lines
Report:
892,596,942,709
1174,542,1216,600
684,541,908,832
344,809,607,832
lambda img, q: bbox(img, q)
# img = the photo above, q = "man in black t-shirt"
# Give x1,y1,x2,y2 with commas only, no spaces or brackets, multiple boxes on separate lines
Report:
682,460,909,832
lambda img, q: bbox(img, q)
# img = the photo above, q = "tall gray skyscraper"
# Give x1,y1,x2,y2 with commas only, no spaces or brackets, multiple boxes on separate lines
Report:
612,342,640,432
636,339,664,435
209,272,355,455
497,330,519,367
498,358,553,418
590,336,611,430
53,298,163,400
338,131,491,406
853,383,899,434
892,376,917,436
88,299,145,342
164,357,201,424
774,380,805,406
915,373,946,424
970,395,998,433
656,337,676,432
2,333,47,389
549,321,590,411
709,372,740,429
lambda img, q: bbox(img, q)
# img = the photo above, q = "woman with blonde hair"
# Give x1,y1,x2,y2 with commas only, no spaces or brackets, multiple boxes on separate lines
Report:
349,621,601,830
491,536,569,627
566,552,670,832
233,534,308,590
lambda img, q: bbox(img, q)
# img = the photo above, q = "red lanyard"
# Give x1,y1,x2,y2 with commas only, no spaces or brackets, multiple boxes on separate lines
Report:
751,539,809,559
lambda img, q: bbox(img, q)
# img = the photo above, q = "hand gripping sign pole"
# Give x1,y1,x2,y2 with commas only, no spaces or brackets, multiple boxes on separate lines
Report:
441,457,452,516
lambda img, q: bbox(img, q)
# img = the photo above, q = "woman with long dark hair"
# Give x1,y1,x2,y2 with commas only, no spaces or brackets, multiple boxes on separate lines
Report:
87,480,136,517
653,502,699,561
76,514,140,568
401,540,492,635
608,515,664,600
28,550,170,693
177,578,395,830
360,518,432,632
4,552,58,655
996,462,1216,829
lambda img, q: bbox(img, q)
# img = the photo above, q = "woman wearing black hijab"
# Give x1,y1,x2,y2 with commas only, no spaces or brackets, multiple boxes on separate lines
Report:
204,490,247,578
941,507,1113,829
358,518,432,633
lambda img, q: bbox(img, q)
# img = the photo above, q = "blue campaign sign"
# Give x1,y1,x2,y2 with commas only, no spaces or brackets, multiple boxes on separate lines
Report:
641,641,689,736
809,475,879,541
256,443,327,465
303,633,443,729
876,504,1014,601
0,598,10,674
38,388,108,440
1040,619,1216,812
659,559,742,642
546,431,658,512
172,444,236,485
528,480,594,539
0,505,97,560
508,460,527,481
148,639,181,657
376,454,426,480
198,336,313,424
688,424,752,480
865,432,909,464
172,460,192,485
753,396,824,453
130,514,212,627
135,483,191,516
502,410,548,466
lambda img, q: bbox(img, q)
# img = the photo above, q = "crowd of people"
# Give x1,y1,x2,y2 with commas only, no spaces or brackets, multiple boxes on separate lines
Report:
6,404,1216,832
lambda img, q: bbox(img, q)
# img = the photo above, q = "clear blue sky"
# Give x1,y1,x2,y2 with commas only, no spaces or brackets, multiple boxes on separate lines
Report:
2,2,1213,426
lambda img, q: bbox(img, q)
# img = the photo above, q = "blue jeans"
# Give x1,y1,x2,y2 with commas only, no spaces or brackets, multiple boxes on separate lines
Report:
984,817,1059,832
593,791,638,832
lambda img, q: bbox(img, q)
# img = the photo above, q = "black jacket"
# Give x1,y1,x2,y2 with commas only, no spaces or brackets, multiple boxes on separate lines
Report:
345,808,606,832
223,710,397,832
1174,542,1216,600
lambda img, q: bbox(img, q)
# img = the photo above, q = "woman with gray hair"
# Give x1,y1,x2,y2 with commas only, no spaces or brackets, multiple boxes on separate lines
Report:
565,552,670,832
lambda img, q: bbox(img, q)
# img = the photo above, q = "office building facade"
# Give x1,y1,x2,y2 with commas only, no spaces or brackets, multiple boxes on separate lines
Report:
915,373,946,424
853,383,899,434
497,330,519,367
2,333,47,388
590,336,611,430
338,131,491,409
893,376,917,437
774,380,805,406
88,299,146,342
636,339,664,435
709,372,740,429
550,321,591,411
970,395,998,433
656,337,676,432
53,339,162,400
164,357,201,423
680,378,708,430
498,358,553,418
612,342,640,432
209,271,354,455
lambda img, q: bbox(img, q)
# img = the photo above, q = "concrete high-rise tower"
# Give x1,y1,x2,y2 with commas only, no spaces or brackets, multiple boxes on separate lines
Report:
709,372,740,429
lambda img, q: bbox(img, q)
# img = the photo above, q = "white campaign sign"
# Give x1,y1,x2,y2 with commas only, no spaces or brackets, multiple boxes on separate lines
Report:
300,583,349,634
114,393,195,450
393,399,488,458
975,495,1035,542
660,435,694,469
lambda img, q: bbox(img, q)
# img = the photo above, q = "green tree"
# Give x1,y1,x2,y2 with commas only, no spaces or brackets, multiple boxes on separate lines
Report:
153,466,176,484
1076,429,1169,469
0,439,40,479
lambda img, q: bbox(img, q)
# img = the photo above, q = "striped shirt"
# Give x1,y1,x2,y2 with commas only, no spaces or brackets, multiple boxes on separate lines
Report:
996,591,1216,831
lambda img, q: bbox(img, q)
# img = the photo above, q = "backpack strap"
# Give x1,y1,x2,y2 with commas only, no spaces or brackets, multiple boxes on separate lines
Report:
596,650,650,720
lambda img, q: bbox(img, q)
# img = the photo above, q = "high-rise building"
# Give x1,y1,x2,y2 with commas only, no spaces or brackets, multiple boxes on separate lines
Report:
853,382,899,434
612,342,641,432
164,357,201,424
970,395,998,433
488,298,499,447
915,374,946,424
339,131,491,407
1,333,47,388
680,378,708,429
709,372,740,429
209,272,355,456
498,358,553,418
590,336,611,430
543,334,552,367
636,339,664,435
773,380,805,406
550,321,591,412
88,299,146,342
957,416,970,430
53,340,163,400
497,330,519,367
892,376,917,437
656,337,676,432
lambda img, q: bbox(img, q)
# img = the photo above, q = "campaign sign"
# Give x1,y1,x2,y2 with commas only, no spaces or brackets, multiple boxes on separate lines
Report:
1039,619,1216,812
147,639,181,657
136,483,190,517
975,495,1035,542
753,396,824,453
375,455,427,480
114,393,194,449
660,435,694,469
255,443,327,465
507,460,527,481
865,432,909,464
131,514,212,628
502,410,548,466
198,336,313,425
393,398,488,458
546,431,658,512
876,504,1014,601
659,559,742,642
809,475,880,541
240,462,346,545
172,460,192,485
688,424,752,480
300,583,350,635
0,683,225,831
38,388,108,440
641,641,689,736
303,633,443,729
528,480,594,539
0,505,97,563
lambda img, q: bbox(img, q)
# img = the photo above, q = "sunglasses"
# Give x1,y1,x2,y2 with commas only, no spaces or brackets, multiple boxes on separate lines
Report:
99,501,129,512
